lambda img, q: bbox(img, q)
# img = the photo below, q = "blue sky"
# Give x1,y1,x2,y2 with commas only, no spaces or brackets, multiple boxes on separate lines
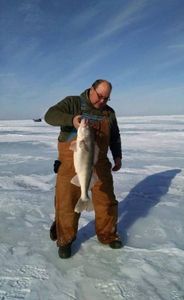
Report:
0,0,184,119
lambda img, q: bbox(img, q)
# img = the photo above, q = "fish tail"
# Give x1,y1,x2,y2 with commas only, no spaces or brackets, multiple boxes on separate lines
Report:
74,197,93,213
81,195,91,202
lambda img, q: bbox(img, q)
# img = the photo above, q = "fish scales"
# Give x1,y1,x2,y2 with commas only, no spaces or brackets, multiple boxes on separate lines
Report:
70,119,99,213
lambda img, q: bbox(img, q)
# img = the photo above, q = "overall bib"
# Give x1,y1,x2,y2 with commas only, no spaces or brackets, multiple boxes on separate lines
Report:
55,115,119,246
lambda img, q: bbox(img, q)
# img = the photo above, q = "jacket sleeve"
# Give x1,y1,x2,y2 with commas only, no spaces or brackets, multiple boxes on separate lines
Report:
109,113,122,160
44,97,77,126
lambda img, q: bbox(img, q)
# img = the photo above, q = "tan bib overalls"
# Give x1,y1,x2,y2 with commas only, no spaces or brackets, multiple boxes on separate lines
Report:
55,116,119,246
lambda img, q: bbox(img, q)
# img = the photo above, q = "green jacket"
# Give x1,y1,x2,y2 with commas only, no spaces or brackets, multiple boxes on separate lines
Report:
44,89,122,160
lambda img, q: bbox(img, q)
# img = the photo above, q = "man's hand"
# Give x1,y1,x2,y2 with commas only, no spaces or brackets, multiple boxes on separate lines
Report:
112,157,122,171
73,115,82,129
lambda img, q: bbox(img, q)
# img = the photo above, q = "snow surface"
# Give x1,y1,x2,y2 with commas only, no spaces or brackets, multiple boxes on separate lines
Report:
0,115,184,300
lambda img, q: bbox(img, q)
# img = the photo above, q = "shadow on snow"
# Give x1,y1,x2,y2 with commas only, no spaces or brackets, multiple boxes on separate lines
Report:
74,169,181,253
117,168,181,244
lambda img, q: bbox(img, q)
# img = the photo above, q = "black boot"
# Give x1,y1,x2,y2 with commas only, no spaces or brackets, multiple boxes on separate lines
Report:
58,237,76,259
109,239,123,249
58,243,72,259
50,221,57,241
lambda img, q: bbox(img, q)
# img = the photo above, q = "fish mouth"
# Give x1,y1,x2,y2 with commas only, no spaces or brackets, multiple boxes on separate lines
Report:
80,118,90,127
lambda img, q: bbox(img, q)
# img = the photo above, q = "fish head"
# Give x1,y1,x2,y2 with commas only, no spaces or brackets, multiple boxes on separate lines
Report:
77,118,93,140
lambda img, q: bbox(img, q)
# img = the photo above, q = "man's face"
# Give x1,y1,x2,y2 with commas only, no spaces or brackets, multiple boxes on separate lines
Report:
89,82,111,109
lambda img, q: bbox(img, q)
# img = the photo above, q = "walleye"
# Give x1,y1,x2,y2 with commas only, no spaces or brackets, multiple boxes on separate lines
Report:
70,119,99,213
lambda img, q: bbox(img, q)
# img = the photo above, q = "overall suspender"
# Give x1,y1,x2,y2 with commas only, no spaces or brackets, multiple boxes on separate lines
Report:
80,96,104,122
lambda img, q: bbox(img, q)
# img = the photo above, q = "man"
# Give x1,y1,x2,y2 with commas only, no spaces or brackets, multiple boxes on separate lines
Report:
45,79,122,258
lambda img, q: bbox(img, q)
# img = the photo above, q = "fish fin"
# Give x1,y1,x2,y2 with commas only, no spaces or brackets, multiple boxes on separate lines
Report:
79,140,89,152
69,141,77,151
85,199,94,212
94,143,99,165
71,175,80,187
89,172,99,189
74,198,94,213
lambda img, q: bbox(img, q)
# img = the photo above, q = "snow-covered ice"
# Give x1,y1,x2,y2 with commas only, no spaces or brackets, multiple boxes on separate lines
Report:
0,115,184,300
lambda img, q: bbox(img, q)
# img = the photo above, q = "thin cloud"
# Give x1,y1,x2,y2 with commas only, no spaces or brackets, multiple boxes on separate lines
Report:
0,73,15,78
18,0,43,28
67,6,100,31
54,49,109,87
89,0,148,43
168,44,184,49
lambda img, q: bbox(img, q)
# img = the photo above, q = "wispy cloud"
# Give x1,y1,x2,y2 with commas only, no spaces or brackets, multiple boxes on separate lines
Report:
153,38,184,71
113,82,184,114
0,73,15,78
18,0,44,29
67,6,100,31
88,0,148,43
1,0,184,118
52,47,112,87
168,44,184,49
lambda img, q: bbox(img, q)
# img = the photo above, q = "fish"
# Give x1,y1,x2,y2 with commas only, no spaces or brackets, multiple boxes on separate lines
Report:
69,118,99,213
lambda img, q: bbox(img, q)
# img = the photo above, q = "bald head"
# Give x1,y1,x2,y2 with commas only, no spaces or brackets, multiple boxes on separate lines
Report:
89,79,112,109
91,79,112,91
